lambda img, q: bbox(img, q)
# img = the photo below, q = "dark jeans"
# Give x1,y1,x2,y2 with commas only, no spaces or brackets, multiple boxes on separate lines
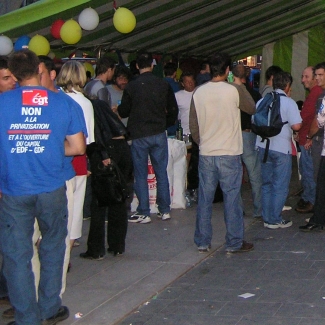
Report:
87,139,132,256
310,156,325,226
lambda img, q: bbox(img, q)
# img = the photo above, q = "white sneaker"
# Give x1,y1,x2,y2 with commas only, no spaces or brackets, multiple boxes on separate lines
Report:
128,212,151,224
282,205,292,211
157,212,171,221
305,217,310,223
266,220,292,229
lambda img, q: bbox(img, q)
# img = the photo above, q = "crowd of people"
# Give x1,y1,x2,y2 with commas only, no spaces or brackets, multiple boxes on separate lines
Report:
0,48,324,325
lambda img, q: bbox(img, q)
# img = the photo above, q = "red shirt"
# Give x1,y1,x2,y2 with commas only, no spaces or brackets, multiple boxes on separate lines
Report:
72,154,87,176
298,85,323,146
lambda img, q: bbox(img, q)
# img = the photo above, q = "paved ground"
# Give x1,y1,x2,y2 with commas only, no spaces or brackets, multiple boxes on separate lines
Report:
2,160,323,325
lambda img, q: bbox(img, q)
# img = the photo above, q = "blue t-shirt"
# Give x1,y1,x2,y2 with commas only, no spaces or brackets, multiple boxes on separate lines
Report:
0,86,85,196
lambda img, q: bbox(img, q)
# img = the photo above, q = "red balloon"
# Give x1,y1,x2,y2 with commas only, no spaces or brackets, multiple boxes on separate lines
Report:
51,19,65,39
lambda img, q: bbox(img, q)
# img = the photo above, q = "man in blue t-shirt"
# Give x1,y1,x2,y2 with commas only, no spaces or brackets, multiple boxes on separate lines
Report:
0,50,86,325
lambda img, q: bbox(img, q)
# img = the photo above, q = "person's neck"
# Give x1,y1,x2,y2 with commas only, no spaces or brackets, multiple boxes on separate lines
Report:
211,75,227,82
20,76,40,87
96,74,107,83
139,67,152,74
112,84,122,92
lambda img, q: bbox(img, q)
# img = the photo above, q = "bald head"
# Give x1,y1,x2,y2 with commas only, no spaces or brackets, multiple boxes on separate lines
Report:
302,66,317,90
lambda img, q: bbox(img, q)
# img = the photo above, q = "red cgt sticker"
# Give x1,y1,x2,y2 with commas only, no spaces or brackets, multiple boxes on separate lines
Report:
22,89,48,106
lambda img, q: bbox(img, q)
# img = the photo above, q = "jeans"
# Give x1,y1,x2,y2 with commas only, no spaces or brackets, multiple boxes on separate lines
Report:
0,187,67,325
131,132,170,216
258,148,292,224
310,156,325,225
299,145,316,204
242,131,262,217
194,155,244,251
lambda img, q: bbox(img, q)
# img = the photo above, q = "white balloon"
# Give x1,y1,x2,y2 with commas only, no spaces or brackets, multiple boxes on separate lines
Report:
78,8,99,31
0,35,13,55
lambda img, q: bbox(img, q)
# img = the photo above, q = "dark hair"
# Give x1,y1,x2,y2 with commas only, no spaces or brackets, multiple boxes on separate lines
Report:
273,71,292,90
38,55,56,73
265,65,283,81
164,62,177,77
180,71,195,83
136,52,153,69
200,62,209,71
113,65,132,84
0,56,9,70
86,70,92,79
8,49,39,82
232,64,246,79
95,57,116,76
129,60,139,76
208,52,231,78
314,62,325,73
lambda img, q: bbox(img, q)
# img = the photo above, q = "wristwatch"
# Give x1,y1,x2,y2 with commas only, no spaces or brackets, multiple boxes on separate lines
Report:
306,135,312,139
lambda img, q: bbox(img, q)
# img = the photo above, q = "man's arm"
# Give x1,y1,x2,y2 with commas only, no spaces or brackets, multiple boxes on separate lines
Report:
232,83,255,115
189,97,200,145
65,132,86,156
166,85,179,128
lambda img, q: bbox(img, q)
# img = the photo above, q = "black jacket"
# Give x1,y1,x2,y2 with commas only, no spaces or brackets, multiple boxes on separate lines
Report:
118,72,178,140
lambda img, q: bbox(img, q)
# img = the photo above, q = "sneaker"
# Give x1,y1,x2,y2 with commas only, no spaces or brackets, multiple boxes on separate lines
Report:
266,220,292,229
41,306,69,325
305,217,310,223
128,212,151,224
263,222,269,227
282,205,292,211
79,251,104,261
198,244,211,253
157,212,171,221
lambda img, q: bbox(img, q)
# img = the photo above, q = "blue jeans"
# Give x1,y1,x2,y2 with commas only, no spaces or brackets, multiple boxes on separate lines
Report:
0,187,67,325
131,132,170,216
194,155,244,251
258,148,292,224
299,145,316,204
242,131,262,217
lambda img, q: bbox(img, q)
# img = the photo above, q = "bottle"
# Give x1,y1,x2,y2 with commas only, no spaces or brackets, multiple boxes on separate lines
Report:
176,119,183,141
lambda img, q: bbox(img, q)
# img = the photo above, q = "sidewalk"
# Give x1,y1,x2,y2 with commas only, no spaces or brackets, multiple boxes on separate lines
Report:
0,160,311,325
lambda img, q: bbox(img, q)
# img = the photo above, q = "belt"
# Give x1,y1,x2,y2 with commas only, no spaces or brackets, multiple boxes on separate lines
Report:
242,129,252,132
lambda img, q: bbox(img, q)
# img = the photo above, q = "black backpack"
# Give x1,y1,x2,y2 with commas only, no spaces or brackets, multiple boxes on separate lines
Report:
251,91,287,162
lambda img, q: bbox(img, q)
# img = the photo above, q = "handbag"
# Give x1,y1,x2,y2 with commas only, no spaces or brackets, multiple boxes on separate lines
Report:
92,159,128,207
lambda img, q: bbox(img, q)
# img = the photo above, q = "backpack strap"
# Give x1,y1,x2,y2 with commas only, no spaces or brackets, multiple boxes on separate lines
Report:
263,138,270,163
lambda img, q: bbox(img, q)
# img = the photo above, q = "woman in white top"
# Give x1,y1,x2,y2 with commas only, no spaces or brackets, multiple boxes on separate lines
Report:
56,61,95,249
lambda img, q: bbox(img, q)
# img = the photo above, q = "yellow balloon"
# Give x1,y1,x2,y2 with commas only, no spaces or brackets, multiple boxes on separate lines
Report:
113,7,136,34
176,68,182,81
28,35,50,56
60,19,82,44
83,62,95,77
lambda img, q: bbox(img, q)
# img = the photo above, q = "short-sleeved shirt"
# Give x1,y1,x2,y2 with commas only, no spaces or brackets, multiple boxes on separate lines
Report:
256,89,302,154
0,86,85,196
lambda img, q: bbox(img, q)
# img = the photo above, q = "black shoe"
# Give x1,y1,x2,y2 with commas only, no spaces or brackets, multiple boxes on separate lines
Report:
296,198,308,209
299,223,324,232
107,248,124,256
80,251,104,260
41,306,69,325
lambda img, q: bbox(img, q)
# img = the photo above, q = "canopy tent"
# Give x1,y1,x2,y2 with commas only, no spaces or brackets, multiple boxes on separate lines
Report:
1,0,325,60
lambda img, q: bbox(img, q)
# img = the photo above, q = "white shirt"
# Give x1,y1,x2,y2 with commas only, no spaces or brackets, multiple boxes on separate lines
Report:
175,89,194,134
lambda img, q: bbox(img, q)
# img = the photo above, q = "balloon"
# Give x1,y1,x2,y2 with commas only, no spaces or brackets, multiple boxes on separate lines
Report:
0,35,13,55
14,35,30,51
51,19,65,39
78,8,99,31
28,35,50,56
60,19,82,45
176,67,182,81
113,7,136,34
83,62,95,77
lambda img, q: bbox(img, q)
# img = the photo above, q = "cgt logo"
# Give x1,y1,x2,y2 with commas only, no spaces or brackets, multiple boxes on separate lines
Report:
22,89,48,106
